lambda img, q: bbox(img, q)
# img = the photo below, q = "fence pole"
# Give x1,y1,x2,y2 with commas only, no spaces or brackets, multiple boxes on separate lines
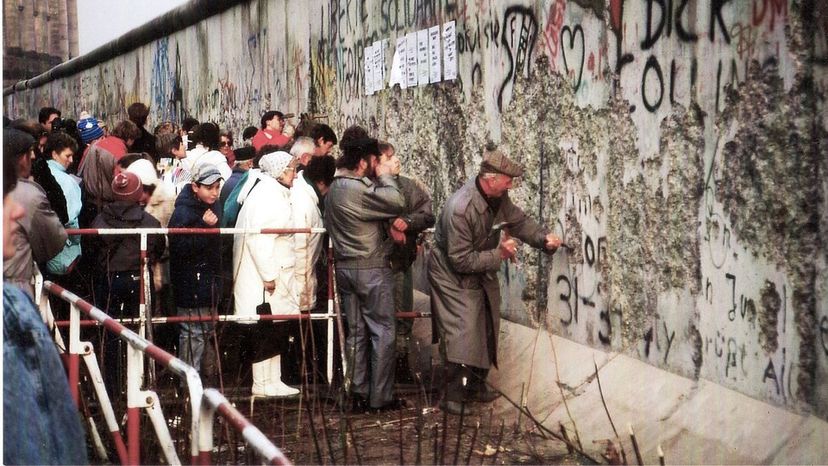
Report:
326,237,334,383
80,343,129,464
126,341,145,464
141,233,157,385
68,302,82,407
197,394,217,465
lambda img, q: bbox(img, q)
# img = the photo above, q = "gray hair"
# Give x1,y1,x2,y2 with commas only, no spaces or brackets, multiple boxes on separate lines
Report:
290,136,315,158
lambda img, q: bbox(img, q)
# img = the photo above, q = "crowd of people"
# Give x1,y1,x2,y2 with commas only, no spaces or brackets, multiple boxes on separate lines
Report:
3,100,563,441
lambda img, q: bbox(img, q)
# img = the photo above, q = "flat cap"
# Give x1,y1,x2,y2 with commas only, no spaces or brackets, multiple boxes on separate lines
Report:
479,146,523,177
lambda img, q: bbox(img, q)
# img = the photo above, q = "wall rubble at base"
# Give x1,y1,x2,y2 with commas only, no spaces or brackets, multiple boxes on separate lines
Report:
4,0,827,420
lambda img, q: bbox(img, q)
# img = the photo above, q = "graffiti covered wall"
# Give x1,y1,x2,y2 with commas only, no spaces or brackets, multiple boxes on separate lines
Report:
4,0,827,418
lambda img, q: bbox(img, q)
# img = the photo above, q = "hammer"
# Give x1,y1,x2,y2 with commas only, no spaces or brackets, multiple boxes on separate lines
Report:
492,222,519,265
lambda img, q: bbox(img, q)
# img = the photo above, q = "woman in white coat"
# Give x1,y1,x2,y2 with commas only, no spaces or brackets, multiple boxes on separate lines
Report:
233,150,300,397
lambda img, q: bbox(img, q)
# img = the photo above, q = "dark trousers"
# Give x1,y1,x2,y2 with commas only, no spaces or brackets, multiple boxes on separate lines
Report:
393,267,414,354
443,362,490,402
337,266,396,408
93,271,141,401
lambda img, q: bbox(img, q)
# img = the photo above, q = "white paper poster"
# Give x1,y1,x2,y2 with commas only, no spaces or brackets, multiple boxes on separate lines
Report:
428,26,442,83
390,37,407,88
406,32,418,88
442,21,457,81
380,39,389,86
417,29,430,86
372,41,384,92
364,44,374,95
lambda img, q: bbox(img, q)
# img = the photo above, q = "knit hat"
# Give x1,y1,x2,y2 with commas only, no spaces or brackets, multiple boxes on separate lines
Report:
233,146,256,161
259,151,294,178
111,171,143,203
126,159,159,186
193,163,223,185
479,145,523,177
77,114,104,143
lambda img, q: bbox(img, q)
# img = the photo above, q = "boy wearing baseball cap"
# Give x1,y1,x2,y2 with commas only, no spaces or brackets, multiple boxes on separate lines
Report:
168,164,224,379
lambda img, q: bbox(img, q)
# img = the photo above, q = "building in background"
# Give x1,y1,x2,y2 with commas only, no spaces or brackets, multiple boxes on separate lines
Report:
3,0,79,88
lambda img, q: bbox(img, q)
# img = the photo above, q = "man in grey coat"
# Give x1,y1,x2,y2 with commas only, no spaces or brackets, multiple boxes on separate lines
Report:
3,129,67,298
324,134,406,412
429,144,562,415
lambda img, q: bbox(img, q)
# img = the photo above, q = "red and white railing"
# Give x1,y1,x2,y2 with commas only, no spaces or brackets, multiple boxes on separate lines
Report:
42,280,290,465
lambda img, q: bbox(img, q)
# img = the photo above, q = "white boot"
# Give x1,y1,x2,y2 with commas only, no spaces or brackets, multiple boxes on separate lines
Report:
251,359,272,397
269,355,300,397
251,356,299,397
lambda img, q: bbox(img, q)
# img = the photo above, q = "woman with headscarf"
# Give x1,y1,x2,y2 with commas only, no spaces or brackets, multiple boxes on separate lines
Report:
233,150,300,397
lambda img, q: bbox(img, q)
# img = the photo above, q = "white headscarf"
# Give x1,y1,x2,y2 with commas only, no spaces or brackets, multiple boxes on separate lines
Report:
259,151,294,178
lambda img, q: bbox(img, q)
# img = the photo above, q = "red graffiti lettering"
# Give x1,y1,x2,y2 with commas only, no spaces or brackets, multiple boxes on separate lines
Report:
542,0,566,69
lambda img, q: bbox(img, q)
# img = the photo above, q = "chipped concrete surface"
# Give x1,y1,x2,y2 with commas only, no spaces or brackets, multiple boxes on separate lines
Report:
490,319,828,464
3,0,827,425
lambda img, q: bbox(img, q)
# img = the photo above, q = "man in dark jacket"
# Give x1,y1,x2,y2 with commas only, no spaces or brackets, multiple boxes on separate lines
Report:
380,142,436,382
89,171,164,399
324,133,405,412
429,144,562,415
128,102,158,160
168,164,223,376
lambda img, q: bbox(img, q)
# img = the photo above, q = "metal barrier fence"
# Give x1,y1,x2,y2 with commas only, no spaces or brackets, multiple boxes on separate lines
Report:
58,226,430,383
41,226,429,464
42,279,292,465
66,226,336,384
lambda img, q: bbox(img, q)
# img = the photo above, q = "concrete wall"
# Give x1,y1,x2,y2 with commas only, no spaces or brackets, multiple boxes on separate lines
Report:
5,0,827,419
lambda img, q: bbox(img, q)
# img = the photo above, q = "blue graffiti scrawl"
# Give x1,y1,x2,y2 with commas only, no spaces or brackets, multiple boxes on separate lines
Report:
151,37,174,122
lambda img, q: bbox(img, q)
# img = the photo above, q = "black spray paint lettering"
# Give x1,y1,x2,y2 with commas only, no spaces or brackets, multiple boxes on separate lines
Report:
763,347,792,400
584,235,595,266
558,274,578,325
643,318,674,363
483,17,501,48
725,272,756,325
724,337,748,378
640,0,699,50
560,24,585,91
714,330,725,357
456,20,481,54
598,308,612,345
379,0,459,34
611,0,634,77
497,6,538,111
726,272,737,321
558,274,611,346
705,277,713,304
820,315,828,356
709,0,732,43
715,58,739,113
641,55,664,112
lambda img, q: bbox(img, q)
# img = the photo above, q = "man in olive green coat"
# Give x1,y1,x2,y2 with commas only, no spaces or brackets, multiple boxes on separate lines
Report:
429,144,562,414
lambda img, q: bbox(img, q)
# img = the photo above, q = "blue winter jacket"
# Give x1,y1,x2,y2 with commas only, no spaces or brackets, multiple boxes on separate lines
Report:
168,187,223,308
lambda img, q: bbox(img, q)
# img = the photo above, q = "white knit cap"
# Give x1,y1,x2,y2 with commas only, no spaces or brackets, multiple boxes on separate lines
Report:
125,158,159,186
259,151,294,178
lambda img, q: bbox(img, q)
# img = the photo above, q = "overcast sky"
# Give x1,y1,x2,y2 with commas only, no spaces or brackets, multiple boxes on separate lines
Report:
77,0,190,55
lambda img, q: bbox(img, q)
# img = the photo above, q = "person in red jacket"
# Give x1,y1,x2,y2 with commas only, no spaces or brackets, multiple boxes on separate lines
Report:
251,110,290,152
